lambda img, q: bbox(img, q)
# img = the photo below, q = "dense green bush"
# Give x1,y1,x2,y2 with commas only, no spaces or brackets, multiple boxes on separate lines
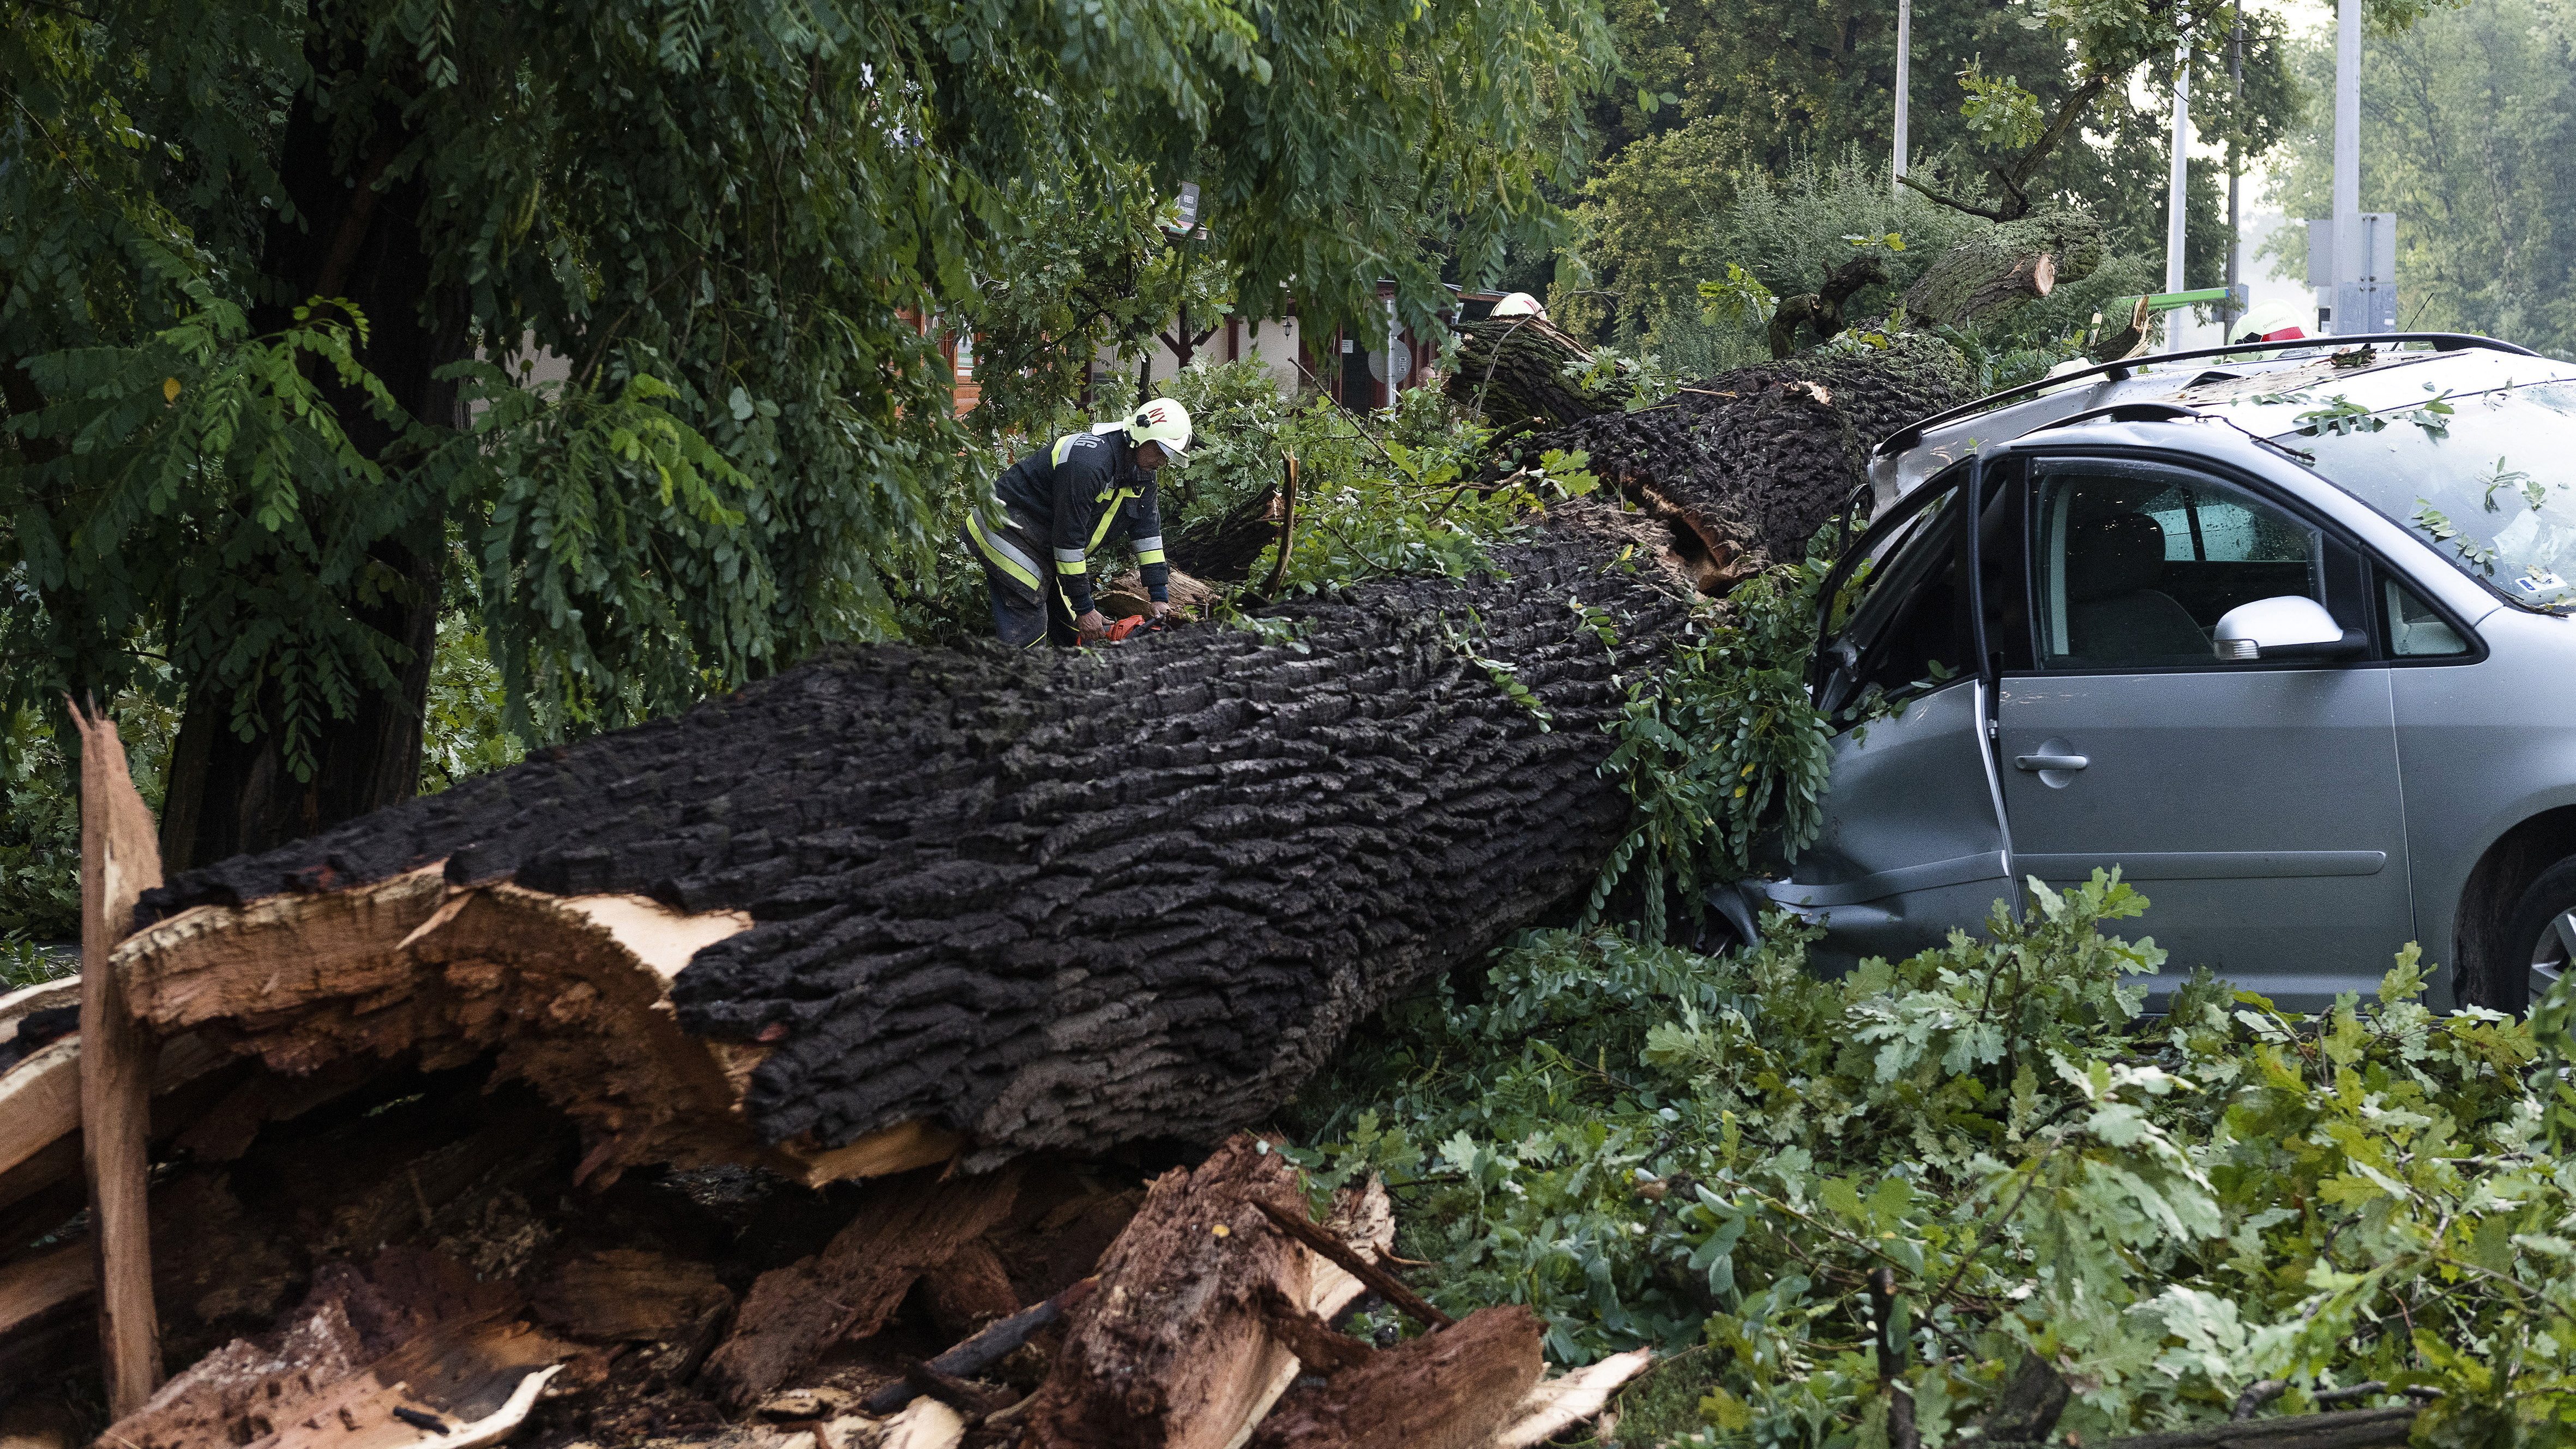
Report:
1287,877,2576,1447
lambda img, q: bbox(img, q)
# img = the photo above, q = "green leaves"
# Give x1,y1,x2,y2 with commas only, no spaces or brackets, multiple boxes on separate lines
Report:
1292,874,2576,1445
1587,560,1835,940
1959,62,2047,152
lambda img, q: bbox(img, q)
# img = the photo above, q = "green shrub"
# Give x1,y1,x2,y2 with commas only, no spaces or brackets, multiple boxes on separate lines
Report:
1288,875,2576,1446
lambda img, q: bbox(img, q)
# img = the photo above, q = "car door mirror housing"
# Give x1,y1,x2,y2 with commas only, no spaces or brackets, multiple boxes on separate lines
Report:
2212,595,2367,661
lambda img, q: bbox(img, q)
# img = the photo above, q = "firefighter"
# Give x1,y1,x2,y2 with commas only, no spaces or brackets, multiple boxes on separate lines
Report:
963,398,1193,647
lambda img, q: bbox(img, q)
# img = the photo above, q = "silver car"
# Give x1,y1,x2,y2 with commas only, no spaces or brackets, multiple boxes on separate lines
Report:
1755,334,2576,1013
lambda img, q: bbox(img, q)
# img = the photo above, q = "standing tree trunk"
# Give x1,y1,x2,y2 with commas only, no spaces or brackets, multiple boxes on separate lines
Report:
157,86,473,874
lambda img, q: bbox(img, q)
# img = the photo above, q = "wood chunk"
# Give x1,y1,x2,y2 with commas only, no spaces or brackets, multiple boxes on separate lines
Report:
530,1249,730,1343
1494,1347,1655,1448
1019,1136,1311,1449
862,1277,1096,1416
110,870,954,1189
1242,1304,1545,1449
1227,1177,1401,1436
1250,1283,1371,1375
73,700,166,1418
700,1164,1022,1411
1250,1198,1449,1331
918,1240,1019,1341
821,1399,966,1449
98,1248,576,1449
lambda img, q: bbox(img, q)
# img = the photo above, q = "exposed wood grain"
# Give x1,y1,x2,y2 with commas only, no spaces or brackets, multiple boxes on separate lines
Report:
73,700,165,1417
700,1164,1021,1411
1020,1135,1310,1449
1242,1304,1544,1449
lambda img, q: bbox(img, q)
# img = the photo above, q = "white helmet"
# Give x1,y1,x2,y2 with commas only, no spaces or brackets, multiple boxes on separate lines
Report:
1124,397,1193,459
2231,299,2312,344
1489,291,1546,318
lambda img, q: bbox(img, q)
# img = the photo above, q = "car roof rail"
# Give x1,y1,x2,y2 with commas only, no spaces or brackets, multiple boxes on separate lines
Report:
1873,332,2541,458
2023,401,2211,435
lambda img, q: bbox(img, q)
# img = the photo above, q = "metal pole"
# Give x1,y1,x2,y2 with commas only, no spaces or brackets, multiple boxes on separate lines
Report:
2332,0,2362,328
2165,37,2191,298
1893,0,1912,186
2224,1,2243,332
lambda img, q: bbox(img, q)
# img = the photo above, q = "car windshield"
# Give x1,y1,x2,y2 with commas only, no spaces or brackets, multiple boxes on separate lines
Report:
2278,378,2576,609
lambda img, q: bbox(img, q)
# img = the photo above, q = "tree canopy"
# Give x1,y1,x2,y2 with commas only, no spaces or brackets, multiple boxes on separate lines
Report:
0,0,1614,868
2265,0,2576,357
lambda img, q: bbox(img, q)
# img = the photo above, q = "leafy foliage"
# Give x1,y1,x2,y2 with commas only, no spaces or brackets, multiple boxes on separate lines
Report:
1,698,174,941
1290,876,2576,1446
1588,560,1835,940
2262,0,2576,358
2,0,1617,839
1560,152,2151,379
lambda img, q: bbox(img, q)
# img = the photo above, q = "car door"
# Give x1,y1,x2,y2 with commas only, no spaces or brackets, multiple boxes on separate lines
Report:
1766,468,2016,975
1995,453,2412,1008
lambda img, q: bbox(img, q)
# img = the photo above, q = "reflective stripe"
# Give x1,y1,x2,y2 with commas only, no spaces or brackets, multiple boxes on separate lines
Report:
1056,557,1087,575
1051,432,1084,466
1135,549,1166,566
1130,534,1164,553
965,512,1042,591
1052,546,1087,563
1088,488,1139,550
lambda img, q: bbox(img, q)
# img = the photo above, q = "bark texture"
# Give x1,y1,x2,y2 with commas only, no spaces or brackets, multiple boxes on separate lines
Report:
140,506,1697,1164
1444,315,1622,434
1900,211,2106,327
1500,335,1972,587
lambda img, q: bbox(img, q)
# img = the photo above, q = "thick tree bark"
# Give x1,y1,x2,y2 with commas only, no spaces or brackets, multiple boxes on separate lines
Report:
1498,334,1972,587
160,83,470,876
1900,211,2106,328
134,504,1699,1165
1444,315,1621,435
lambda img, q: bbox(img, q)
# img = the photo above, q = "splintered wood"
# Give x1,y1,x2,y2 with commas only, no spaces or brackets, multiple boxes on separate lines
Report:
101,1248,576,1449
700,1164,1022,1411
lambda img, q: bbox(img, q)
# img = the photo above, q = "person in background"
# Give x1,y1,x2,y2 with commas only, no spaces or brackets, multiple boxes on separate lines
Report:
962,399,1194,647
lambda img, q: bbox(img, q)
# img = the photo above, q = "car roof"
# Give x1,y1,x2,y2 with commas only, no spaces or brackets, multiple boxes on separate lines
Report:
1871,336,2576,502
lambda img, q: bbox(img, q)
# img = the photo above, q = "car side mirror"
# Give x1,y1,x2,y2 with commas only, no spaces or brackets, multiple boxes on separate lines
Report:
2212,595,2367,662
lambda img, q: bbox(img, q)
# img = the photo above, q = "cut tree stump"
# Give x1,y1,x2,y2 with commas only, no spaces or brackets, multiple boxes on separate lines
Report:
1242,1303,1545,1449
124,504,1699,1170
1018,1135,1314,1449
699,1163,1022,1410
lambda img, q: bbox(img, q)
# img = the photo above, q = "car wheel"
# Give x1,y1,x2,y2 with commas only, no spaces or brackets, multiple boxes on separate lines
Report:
2491,857,2576,1015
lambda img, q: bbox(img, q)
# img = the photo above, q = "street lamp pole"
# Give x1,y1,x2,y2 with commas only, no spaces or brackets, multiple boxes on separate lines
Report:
2165,35,2192,298
1893,0,1911,188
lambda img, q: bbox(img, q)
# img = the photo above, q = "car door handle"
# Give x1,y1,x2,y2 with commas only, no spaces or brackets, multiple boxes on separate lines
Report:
2014,753,2089,772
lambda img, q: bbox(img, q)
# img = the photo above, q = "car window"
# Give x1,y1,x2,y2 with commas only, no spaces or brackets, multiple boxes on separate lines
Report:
2033,461,2326,669
2384,575,2470,657
1819,485,1970,722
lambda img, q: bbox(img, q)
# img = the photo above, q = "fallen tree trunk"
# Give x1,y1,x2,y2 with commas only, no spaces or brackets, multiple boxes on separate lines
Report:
122,503,1698,1170
1444,314,1621,434
1899,211,2106,328
1500,334,1973,586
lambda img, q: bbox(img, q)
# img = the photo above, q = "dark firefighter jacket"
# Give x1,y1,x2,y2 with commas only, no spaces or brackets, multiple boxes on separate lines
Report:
965,426,1169,616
